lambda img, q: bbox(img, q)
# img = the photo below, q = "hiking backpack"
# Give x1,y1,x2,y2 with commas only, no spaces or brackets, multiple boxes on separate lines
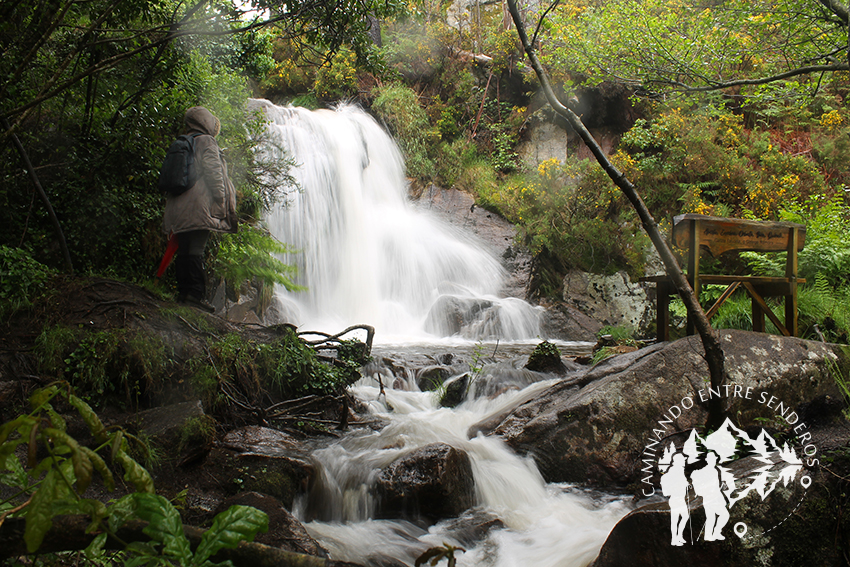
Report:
157,133,202,196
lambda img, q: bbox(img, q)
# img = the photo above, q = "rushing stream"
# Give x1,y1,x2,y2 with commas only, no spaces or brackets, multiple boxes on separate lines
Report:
299,352,632,567
253,100,631,566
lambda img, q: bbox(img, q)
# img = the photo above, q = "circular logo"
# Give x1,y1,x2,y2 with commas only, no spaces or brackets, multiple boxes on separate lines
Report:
639,384,817,545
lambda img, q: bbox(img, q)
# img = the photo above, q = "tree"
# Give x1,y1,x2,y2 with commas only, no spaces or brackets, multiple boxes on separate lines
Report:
0,0,403,140
536,0,849,96
506,0,728,428
0,0,404,279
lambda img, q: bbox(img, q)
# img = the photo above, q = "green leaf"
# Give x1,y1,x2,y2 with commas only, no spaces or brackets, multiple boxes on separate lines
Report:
67,394,106,441
193,505,269,566
24,468,67,552
0,415,33,446
125,541,164,566
43,427,92,492
82,446,114,491
131,493,192,564
84,532,107,560
29,386,58,410
108,494,138,533
111,430,124,462
114,447,155,494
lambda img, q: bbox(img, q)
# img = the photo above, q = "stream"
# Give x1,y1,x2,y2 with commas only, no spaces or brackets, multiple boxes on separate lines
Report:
252,100,633,565
299,342,632,567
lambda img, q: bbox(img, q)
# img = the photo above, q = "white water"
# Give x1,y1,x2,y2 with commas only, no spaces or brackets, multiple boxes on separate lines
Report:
298,375,631,567
253,99,627,566
255,99,543,342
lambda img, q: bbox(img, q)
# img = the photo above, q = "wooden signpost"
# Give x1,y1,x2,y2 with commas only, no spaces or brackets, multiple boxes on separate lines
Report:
644,214,806,342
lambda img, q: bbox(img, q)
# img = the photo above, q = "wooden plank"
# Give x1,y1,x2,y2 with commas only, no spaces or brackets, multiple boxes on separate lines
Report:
672,214,806,257
686,218,700,336
785,226,800,336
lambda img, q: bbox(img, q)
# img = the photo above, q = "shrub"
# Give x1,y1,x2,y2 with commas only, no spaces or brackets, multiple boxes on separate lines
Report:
0,246,52,316
371,84,436,180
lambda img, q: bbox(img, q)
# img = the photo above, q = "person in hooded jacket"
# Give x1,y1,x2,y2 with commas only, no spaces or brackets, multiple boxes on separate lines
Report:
163,106,238,312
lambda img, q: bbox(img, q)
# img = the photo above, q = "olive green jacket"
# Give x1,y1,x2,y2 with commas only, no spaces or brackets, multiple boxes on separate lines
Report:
162,106,237,235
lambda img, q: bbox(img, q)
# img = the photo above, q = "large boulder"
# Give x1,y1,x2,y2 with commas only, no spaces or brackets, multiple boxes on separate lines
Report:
424,295,493,337
561,269,655,335
376,443,475,523
213,492,328,557
593,442,850,567
199,426,314,509
473,330,847,487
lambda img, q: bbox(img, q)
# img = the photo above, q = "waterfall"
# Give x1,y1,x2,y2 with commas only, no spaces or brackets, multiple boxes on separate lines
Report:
253,99,543,341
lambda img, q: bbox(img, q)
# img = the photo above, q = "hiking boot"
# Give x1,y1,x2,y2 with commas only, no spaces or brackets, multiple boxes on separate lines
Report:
180,294,215,313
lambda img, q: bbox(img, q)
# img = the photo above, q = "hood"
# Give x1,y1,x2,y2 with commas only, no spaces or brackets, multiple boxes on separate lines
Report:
183,106,220,136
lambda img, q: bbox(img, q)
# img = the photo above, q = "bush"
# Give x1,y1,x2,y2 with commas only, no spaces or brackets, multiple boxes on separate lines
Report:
475,157,650,284
371,84,436,180
0,246,52,316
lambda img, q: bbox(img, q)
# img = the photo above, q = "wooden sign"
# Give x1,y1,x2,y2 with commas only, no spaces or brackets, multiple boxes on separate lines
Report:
672,214,806,256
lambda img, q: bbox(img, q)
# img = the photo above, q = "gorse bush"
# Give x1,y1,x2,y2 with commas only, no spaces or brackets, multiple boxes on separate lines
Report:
476,157,649,283
616,102,841,221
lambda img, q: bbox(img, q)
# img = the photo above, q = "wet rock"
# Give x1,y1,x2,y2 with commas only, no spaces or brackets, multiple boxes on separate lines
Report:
416,186,532,302
214,492,328,557
131,400,210,465
592,451,847,567
539,299,602,342
524,340,568,375
424,295,493,337
437,507,506,547
200,426,314,508
475,330,846,487
376,443,475,524
440,373,470,408
417,365,451,392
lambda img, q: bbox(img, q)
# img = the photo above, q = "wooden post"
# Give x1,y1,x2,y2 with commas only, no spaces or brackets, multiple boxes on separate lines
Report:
686,218,701,336
785,226,800,336
657,280,671,342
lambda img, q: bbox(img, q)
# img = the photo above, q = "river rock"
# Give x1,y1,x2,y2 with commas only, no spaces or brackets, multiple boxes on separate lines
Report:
376,443,475,523
416,365,451,391
424,295,493,337
214,492,328,557
199,426,314,509
562,269,654,335
440,373,470,408
524,340,568,375
474,330,846,487
437,507,506,547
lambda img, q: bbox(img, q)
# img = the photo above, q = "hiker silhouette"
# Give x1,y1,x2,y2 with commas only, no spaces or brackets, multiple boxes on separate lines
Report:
690,451,730,541
660,452,690,546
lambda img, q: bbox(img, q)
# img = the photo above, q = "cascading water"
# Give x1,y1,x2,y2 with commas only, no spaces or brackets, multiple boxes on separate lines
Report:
250,100,627,566
296,372,631,567
254,99,543,341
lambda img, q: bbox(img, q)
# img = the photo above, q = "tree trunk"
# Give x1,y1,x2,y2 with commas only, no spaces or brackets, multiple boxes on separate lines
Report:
3,117,74,274
505,0,726,428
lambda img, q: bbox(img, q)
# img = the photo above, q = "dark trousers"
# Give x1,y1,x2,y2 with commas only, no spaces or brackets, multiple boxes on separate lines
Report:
175,230,210,300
